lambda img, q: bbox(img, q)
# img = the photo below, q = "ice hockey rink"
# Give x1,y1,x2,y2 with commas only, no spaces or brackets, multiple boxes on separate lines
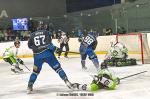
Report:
0,56,150,99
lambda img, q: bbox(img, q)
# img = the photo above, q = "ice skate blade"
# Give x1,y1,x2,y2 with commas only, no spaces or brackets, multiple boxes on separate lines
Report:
27,89,33,94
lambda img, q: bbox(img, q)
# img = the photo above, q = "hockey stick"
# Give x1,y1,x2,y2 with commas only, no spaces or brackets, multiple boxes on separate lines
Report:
16,59,31,72
90,71,147,85
62,51,80,54
22,64,31,72
119,71,147,80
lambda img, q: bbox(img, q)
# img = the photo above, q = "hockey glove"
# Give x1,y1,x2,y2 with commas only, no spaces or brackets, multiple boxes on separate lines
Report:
114,77,120,85
101,62,108,69
17,58,24,65
78,37,83,42
55,47,61,54
47,43,59,53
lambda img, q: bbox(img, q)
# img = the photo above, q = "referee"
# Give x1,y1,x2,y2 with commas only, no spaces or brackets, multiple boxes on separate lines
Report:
58,31,69,58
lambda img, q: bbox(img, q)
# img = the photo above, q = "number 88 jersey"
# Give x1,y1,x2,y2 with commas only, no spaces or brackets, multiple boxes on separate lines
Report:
82,33,96,47
28,30,52,54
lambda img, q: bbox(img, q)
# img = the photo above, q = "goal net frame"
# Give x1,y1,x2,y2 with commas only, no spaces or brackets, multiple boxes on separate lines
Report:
115,33,150,64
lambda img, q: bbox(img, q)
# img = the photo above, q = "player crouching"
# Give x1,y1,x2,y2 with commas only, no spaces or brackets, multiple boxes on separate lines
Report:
3,41,24,73
70,67,120,91
101,41,137,67
89,69,120,91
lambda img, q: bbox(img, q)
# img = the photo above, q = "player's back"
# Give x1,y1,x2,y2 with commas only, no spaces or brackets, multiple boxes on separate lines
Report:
28,30,52,54
82,32,97,48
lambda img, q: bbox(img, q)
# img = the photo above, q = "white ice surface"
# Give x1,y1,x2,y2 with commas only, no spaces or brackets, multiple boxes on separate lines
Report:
0,56,150,99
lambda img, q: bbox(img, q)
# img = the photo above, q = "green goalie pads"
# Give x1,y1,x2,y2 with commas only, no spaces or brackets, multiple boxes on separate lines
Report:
105,58,137,67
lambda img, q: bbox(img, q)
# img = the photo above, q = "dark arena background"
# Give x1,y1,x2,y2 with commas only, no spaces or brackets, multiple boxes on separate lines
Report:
66,0,121,12
0,0,66,17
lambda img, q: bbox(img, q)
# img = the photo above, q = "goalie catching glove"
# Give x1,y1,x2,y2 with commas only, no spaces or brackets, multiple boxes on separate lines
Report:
54,47,61,54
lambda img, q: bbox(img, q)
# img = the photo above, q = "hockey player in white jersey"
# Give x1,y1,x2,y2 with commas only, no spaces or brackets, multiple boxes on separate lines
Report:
106,41,128,59
70,68,120,91
3,40,24,73
101,40,136,67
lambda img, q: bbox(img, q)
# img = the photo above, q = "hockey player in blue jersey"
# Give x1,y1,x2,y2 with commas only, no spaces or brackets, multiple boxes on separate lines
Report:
79,31,100,70
27,23,76,93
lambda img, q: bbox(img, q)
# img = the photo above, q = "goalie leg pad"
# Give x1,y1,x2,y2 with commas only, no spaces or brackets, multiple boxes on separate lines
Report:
103,58,116,66
106,58,137,67
116,58,137,66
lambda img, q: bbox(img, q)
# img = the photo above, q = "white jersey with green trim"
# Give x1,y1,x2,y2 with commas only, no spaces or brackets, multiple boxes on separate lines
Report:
3,46,19,58
97,69,117,89
106,42,128,59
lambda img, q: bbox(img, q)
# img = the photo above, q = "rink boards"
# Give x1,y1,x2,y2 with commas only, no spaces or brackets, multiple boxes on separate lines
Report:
0,33,150,61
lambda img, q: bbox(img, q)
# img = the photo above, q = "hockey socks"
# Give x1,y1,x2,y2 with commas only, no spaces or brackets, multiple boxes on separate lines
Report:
81,60,87,70
28,72,38,84
27,82,33,94
91,58,100,70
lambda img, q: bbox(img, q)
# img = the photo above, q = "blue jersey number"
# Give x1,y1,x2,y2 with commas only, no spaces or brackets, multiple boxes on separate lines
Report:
34,35,45,46
83,36,94,45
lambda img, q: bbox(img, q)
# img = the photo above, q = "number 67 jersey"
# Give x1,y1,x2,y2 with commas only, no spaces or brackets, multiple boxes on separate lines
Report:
28,30,52,54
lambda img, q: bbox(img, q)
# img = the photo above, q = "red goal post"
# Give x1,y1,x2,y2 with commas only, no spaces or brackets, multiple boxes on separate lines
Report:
115,33,150,64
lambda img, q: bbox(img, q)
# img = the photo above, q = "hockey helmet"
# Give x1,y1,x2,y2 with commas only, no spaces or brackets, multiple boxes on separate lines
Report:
14,40,20,48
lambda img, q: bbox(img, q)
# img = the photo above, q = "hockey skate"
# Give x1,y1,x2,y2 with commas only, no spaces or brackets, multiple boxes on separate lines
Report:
64,79,74,90
11,68,19,73
81,60,87,70
64,78,78,90
27,82,33,94
71,83,87,91
82,66,87,70
64,56,69,58
64,78,87,91
15,67,23,73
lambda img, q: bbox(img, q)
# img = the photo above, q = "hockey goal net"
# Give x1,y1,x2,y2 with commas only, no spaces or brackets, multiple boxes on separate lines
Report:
116,33,150,64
